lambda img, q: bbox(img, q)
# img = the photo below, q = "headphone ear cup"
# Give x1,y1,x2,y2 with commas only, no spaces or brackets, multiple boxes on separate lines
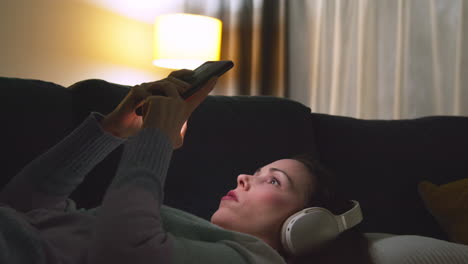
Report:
281,208,340,256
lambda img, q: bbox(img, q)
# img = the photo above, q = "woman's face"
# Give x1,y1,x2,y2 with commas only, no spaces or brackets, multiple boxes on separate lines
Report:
211,159,314,249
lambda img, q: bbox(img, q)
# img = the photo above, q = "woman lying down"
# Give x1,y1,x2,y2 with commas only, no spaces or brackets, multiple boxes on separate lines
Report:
1,70,468,264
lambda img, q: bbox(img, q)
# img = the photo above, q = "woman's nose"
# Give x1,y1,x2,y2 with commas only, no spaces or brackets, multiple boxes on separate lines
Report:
237,174,251,190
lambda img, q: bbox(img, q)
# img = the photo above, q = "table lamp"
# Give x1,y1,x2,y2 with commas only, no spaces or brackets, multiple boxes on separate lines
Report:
153,13,222,70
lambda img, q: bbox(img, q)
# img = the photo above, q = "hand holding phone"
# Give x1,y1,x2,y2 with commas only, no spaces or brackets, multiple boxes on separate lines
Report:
135,60,234,116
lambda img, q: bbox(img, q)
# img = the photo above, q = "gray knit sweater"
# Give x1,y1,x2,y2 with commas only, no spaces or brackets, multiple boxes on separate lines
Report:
0,113,285,264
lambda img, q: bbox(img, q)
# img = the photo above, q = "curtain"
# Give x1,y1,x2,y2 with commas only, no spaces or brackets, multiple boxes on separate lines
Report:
289,0,468,119
184,0,288,96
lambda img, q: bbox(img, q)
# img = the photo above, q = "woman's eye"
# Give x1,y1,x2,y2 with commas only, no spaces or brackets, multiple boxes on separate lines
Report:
269,178,280,186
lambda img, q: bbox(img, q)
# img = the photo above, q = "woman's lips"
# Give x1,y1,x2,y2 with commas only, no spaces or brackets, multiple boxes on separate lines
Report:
221,190,238,202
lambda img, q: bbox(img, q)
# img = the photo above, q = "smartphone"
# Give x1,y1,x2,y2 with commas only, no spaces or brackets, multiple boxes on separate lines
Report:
135,60,234,116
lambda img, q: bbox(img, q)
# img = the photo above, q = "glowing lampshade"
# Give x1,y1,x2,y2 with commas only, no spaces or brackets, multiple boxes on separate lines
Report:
153,13,222,70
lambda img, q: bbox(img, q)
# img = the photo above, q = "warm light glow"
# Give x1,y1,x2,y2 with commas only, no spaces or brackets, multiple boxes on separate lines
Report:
77,0,185,24
153,13,222,69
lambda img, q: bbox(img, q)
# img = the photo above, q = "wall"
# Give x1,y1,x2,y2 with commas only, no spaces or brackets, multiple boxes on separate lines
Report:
0,0,172,87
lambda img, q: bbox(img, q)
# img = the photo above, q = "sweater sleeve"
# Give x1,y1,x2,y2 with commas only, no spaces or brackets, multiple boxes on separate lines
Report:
0,113,125,213
89,128,285,264
89,127,175,264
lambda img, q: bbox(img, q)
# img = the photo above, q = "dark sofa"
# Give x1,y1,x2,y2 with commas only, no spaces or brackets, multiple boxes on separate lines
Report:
2,77,468,243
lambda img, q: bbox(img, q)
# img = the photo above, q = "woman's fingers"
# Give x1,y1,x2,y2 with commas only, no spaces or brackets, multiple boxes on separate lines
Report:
136,74,214,149
175,121,188,149
141,85,184,121
185,77,217,112
130,85,152,109
143,78,191,98
141,92,187,149
161,81,184,99
168,69,194,80
135,68,194,107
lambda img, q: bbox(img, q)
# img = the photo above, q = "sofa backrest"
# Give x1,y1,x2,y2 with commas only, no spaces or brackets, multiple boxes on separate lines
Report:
69,79,468,240
3,77,467,242
311,114,468,239
0,77,75,188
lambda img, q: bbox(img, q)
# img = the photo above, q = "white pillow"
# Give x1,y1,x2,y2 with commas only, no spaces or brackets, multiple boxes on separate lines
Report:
365,233,468,264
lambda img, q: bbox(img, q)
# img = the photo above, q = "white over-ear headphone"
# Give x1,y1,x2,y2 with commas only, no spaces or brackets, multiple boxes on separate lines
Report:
281,200,363,256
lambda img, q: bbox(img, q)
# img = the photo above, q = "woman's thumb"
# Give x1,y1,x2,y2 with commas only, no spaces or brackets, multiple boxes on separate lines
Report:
186,77,217,109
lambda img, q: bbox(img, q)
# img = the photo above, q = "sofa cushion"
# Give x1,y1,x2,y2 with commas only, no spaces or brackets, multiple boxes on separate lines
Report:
418,179,468,245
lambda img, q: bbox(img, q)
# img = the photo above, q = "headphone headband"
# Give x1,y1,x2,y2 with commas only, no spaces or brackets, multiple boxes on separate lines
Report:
336,200,362,231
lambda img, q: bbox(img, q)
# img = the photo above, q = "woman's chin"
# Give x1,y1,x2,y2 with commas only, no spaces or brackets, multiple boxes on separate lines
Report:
210,209,235,228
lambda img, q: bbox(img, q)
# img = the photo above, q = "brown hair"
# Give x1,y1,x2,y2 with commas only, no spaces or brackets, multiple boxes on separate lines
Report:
290,154,351,214
288,154,374,264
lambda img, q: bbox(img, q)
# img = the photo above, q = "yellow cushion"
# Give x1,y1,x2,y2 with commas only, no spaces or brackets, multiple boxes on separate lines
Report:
418,178,468,245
